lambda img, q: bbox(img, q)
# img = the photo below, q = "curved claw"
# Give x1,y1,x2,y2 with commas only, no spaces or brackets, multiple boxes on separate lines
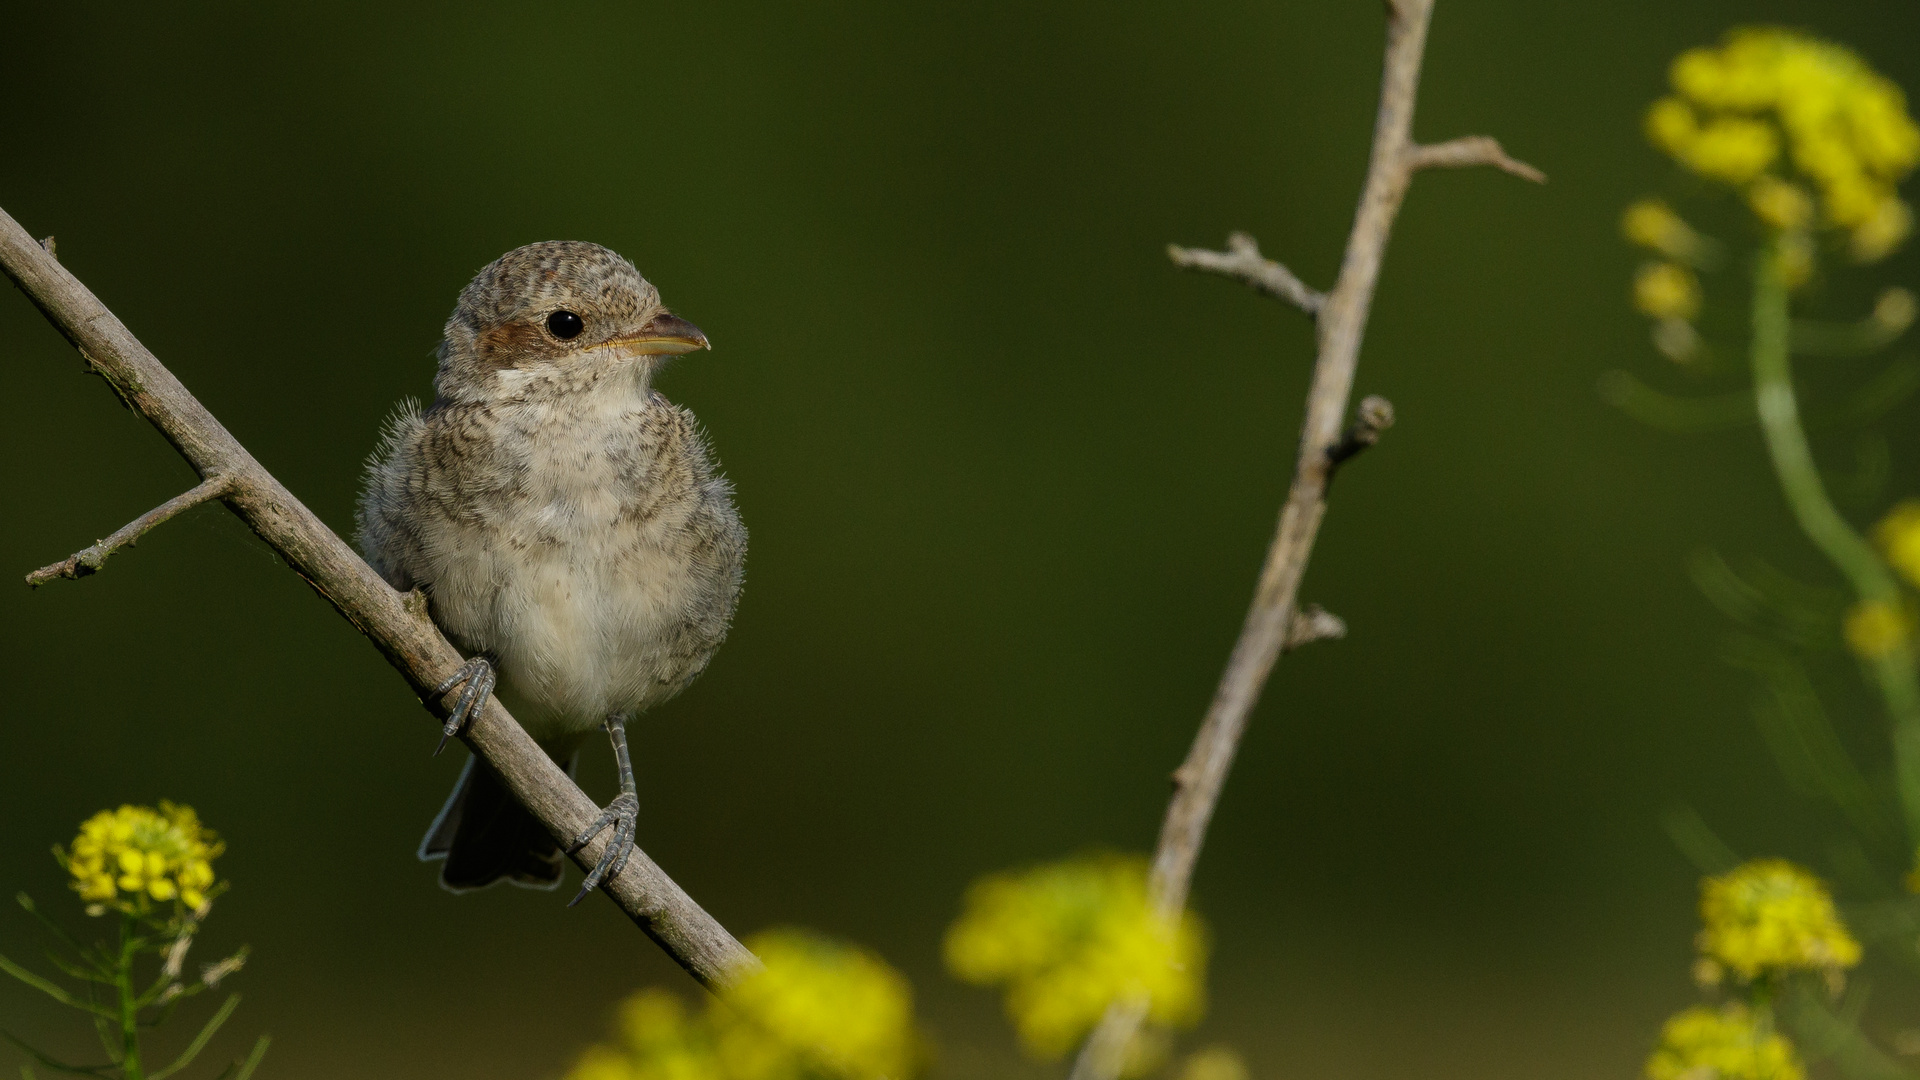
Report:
432,657,495,756
566,792,639,907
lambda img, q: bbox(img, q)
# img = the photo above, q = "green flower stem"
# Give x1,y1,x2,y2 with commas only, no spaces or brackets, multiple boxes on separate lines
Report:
1750,237,1920,843
116,913,143,1080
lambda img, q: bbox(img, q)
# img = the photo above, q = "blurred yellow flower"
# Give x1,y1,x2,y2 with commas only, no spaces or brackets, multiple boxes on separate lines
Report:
1773,232,1815,290
1747,178,1813,230
1622,198,1711,263
1647,97,1700,159
1645,1004,1803,1080
944,854,1206,1067
1875,500,1920,588
1633,262,1702,320
1845,599,1912,660
717,929,918,1080
1177,1047,1249,1080
59,802,223,913
564,930,919,1080
567,990,720,1080
1648,29,1920,260
1853,196,1915,262
1688,118,1781,183
1697,859,1860,980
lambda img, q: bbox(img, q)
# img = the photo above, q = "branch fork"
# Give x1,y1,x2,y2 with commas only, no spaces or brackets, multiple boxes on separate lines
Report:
28,474,234,586
1168,232,1325,315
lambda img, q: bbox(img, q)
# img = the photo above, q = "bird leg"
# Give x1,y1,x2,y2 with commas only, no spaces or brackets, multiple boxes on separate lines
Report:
566,713,639,906
431,656,496,756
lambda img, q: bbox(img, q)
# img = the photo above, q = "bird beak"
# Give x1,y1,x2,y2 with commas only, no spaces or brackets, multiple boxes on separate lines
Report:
609,312,710,356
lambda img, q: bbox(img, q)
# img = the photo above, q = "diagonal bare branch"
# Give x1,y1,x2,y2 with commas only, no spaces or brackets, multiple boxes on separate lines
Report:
1069,1,1541,1076
0,209,758,991
27,475,232,586
1167,232,1325,314
1407,134,1546,183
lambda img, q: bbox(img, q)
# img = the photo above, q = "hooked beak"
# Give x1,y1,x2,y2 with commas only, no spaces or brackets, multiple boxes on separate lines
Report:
609,312,710,356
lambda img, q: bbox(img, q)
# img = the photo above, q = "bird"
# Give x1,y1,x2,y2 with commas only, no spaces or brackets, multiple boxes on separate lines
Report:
356,241,746,903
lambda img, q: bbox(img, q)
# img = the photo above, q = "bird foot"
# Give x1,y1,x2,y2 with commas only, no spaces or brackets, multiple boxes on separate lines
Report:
565,792,639,906
431,656,495,756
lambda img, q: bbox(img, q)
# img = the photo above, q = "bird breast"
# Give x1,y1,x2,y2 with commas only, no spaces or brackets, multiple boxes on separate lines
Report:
418,386,744,741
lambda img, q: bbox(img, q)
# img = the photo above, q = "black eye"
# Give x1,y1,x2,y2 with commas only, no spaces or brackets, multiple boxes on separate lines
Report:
546,310,584,340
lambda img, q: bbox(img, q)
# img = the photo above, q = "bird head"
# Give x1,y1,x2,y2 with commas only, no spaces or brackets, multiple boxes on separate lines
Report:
434,240,708,403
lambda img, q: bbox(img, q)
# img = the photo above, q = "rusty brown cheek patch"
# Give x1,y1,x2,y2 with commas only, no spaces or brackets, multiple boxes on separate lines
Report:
476,320,558,370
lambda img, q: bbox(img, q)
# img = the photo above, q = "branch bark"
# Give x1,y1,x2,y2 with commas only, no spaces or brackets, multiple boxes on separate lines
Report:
1070,2,1538,1076
1,207,758,990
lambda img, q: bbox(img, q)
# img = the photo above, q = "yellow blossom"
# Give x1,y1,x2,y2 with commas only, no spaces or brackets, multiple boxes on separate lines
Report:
1875,286,1918,331
944,854,1206,1068
1773,232,1815,290
566,990,720,1080
1845,599,1911,659
1875,500,1920,588
59,802,224,913
1697,859,1860,980
1747,178,1813,230
1851,197,1913,261
565,930,920,1080
1647,97,1699,159
1686,118,1780,183
1633,262,1702,320
716,929,918,1080
1623,198,1710,262
1646,29,1920,260
1645,1004,1803,1080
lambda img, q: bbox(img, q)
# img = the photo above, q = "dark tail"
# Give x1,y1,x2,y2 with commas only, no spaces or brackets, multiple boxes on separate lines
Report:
419,754,574,892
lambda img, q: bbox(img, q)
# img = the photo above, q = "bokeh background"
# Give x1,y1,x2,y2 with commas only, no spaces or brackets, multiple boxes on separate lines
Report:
6,1,1920,1077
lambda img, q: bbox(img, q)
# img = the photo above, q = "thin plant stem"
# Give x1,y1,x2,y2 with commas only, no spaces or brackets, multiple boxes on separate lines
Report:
1749,237,1920,842
114,915,140,1080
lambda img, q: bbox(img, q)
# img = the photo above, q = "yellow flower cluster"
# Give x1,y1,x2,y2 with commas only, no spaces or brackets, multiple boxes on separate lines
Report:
566,929,918,1080
943,854,1206,1067
61,802,223,912
1648,28,1920,261
1696,859,1860,981
720,930,918,1080
1645,1004,1803,1080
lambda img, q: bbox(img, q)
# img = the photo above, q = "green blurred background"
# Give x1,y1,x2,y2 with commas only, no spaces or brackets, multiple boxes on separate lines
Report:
5,1,1920,1077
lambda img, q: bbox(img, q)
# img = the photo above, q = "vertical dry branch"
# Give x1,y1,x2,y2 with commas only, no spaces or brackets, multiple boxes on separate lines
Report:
1071,1,1541,1075
0,209,757,990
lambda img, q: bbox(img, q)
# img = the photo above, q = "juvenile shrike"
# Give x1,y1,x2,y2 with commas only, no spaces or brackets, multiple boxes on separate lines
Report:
357,241,745,903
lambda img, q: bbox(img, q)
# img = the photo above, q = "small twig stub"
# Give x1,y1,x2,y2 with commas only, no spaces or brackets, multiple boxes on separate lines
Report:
1408,135,1547,183
1328,395,1398,467
1167,232,1325,314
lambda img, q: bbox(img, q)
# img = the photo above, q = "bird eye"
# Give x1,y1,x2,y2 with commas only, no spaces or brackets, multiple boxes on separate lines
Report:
546,310,585,340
